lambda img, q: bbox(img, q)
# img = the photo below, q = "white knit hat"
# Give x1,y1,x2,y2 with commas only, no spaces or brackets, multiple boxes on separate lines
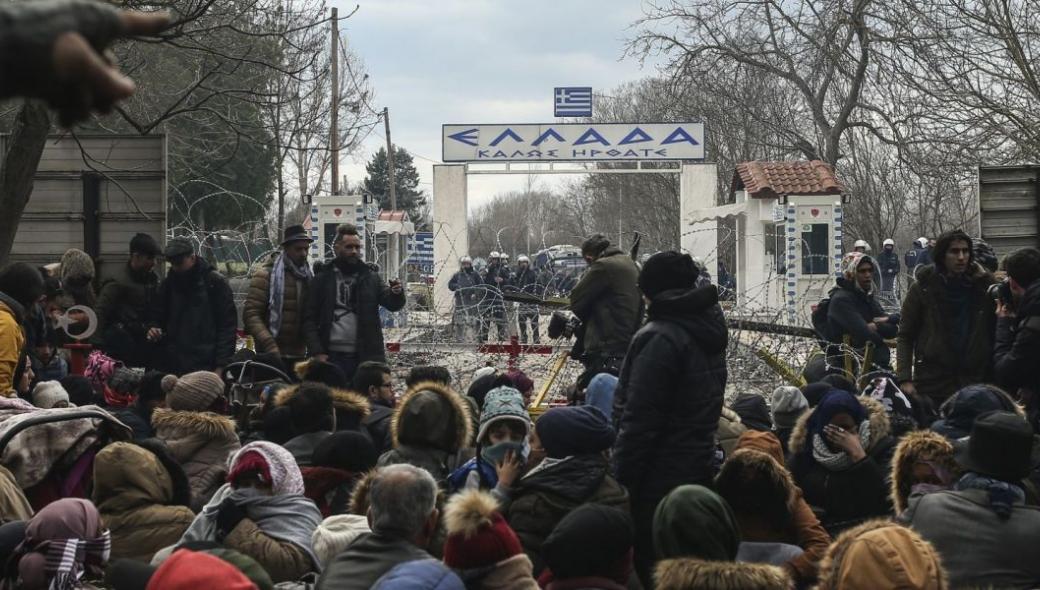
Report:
312,514,371,567
32,381,71,409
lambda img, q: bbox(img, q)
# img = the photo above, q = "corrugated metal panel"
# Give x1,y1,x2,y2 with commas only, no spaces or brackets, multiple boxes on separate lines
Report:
978,165,1040,258
2,134,166,281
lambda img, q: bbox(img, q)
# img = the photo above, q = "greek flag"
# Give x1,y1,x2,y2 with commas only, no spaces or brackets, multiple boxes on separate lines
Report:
554,87,592,117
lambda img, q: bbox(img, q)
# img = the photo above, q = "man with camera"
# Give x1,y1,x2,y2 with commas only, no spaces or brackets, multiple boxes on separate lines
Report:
994,247,1040,426
568,234,641,373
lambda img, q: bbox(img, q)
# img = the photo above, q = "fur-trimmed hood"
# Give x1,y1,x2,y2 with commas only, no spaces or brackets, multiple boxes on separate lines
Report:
889,430,957,514
151,408,238,442
274,384,371,419
816,519,947,590
788,396,890,456
391,380,472,452
654,558,791,590
348,468,378,516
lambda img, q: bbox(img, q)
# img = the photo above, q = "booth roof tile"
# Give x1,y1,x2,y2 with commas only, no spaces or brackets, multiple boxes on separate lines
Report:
732,160,842,200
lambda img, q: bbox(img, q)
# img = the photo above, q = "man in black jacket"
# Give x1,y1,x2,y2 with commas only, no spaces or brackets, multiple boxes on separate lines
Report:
479,252,510,342
995,247,1040,429
611,251,728,587
303,224,405,381
827,252,898,372
96,233,161,367
877,238,900,302
148,239,237,375
448,256,482,340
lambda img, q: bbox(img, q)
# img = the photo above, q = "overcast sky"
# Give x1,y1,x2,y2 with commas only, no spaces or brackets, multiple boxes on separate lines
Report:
333,0,664,211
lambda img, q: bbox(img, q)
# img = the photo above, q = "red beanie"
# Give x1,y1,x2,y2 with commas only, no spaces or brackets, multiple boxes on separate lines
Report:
146,550,257,590
442,490,523,571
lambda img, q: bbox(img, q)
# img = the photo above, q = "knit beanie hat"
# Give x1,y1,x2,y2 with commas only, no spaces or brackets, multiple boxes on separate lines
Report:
60,375,94,406
504,370,534,395
31,381,70,409
477,387,530,443
543,504,634,582
311,514,371,567
535,405,615,458
60,248,95,282
167,371,224,411
145,549,257,590
294,359,349,389
442,490,523,571
771,386,809,429
638,251,699,299
730,394,772,431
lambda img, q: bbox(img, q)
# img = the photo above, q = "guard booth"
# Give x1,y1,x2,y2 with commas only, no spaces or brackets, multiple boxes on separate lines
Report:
307,195,373,265
689,161,845,323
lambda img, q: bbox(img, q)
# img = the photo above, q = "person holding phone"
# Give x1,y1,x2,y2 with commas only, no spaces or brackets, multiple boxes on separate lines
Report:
302,224,405,381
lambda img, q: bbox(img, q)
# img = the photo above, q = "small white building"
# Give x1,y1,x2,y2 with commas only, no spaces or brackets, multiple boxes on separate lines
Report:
688,160,845,324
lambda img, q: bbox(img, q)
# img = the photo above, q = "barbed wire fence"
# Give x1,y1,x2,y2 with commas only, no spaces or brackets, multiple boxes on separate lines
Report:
164,215,907,406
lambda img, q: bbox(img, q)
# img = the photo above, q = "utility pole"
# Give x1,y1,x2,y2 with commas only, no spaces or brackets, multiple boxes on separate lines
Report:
330,7,340,195
383,107,397,210
383,107,400,280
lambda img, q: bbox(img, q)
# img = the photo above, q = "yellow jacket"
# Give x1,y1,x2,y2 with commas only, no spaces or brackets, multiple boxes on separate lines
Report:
0,300,24,397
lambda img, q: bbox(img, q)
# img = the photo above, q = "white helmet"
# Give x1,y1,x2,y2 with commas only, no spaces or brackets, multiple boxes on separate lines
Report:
502,254,510,261
853,239,869,249
460,256,472,264
517,255,530,264
917,237,928,247
883,238,895,247
489,251,500,259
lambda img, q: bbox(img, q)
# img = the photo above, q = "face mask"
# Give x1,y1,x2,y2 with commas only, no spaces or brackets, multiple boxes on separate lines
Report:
481,441,527,466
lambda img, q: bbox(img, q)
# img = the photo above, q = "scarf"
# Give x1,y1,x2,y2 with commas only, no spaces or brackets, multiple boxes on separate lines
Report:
40,533,111,590
179,484,322,570
811,420,872,471
268,252,313,338
955,472,1025,520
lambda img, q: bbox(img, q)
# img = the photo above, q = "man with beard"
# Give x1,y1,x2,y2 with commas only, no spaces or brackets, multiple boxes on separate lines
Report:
96,233,162,366
148,238,237,375
303,224,405,381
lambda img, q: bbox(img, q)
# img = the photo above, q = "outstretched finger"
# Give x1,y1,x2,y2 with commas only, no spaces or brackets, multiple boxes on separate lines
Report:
119,10,172,37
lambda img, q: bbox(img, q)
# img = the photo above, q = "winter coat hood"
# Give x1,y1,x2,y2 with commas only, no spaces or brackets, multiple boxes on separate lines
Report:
391,380,472,452
914,260,992,287
274,384,371,422
647,285,728,355
93,441,185,511
152,407,239,449
816,519,947,590
889,430,957,514
515,454,623,504
653,559,791,590
787,396,890,456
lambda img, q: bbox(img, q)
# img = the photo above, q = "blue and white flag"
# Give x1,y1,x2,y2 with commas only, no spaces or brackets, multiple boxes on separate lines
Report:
554,87,592,117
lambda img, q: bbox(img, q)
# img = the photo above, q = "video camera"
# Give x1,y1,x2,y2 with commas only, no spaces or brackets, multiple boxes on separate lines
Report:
548,310,582,339
989,279,1013,307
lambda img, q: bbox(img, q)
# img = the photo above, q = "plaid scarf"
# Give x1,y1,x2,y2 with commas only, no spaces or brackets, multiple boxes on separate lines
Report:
40,531,110,590
268,252,312,339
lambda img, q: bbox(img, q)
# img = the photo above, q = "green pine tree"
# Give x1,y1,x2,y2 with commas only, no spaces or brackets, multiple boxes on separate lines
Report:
363,146,426,221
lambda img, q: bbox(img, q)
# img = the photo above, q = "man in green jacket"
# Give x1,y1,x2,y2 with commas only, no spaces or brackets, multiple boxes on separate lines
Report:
569,234,642,373
897,230,996,411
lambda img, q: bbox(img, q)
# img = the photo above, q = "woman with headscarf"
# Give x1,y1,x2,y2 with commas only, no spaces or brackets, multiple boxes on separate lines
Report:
177,441,322,583
651,485,791,590
787,389,897,534
2,498,110,590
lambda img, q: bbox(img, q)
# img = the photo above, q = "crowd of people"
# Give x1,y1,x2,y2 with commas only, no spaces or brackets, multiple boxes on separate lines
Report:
0,221,1036,589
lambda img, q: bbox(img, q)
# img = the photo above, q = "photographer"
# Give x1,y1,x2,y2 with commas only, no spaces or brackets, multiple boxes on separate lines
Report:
568,234,641,373
994,247,1040,426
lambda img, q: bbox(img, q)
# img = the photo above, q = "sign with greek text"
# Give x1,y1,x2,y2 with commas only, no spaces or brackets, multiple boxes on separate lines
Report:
441,123,705,162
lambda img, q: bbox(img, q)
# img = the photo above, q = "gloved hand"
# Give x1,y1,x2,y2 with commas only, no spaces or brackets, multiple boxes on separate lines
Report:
215,498,247,541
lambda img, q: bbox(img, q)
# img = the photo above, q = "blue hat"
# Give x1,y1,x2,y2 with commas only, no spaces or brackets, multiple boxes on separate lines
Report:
535,406,616,458
931,384,1017,440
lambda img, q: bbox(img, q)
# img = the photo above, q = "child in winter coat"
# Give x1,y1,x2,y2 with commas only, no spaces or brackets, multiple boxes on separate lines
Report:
447,386,530,498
